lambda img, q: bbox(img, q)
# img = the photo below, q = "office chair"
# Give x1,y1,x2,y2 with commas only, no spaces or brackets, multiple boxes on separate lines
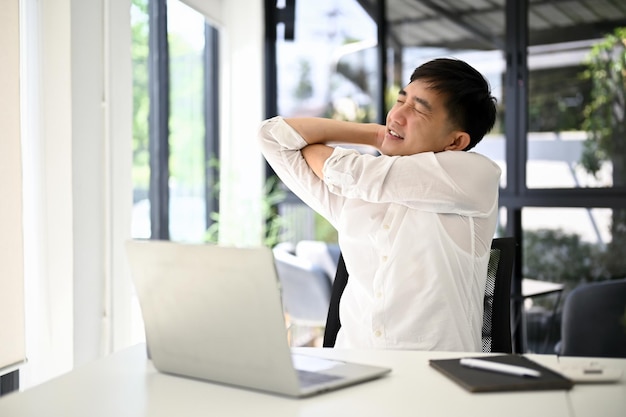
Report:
323,237,516,353
295,240,341,283
322,252,348,348
482,237,516,353
557,278,626,358
273,247,333,344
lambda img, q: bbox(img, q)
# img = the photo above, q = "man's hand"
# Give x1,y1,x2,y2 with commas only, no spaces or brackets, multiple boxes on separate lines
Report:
374,124,386,151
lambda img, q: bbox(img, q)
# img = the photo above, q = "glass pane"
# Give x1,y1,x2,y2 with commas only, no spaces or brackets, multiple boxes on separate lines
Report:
497,206,508,237
275,1,508,244
131,0,150,239
527,2,626,189
167,0,207,242
275,0,377,244
276,0,377,120
130,0,215,343
130,0,150,345
522,207,626,353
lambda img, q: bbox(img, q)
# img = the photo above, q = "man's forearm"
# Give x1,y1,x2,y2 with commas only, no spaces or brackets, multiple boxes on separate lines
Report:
283,117,383,180
300,144,331,179
284,117,382,148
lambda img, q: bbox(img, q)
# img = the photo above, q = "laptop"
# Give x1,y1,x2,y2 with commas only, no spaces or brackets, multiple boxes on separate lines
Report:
125,239,391,398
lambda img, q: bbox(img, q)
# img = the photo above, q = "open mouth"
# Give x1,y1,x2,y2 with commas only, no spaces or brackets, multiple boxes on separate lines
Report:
388,129,404,140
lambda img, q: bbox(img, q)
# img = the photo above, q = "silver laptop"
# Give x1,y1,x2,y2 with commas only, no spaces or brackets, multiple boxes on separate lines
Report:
125,239,390,398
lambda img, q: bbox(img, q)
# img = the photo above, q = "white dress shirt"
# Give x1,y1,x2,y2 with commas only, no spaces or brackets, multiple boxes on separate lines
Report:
258,116,501,351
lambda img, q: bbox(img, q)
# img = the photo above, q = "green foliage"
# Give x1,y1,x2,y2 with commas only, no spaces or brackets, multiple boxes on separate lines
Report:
523,229,606,289
528,66,589,132
580,27,626,177
261,176,289,247
576,28,626,283
131,0,150,189
203,211,221,244
168,32,206,190
522,228,613,312
601,210,626,278
522,223,626,314
204,175,287,247
131,0,207,192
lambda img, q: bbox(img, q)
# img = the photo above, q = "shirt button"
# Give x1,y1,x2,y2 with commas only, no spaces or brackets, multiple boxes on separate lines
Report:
382,255,388,262
383,224,390,230
374,330,382,338
376,291,383,299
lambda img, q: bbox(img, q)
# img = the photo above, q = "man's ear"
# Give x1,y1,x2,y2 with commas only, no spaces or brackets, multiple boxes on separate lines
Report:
444,131,470,151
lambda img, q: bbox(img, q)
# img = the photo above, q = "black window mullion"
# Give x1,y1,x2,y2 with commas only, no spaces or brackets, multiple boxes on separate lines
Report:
204,23,220,229
375,0,387,125
505,0,529,353
263,0,282,185
148,0,170,240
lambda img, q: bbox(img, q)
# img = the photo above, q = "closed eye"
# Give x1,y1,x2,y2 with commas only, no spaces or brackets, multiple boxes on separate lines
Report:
413,106,427,115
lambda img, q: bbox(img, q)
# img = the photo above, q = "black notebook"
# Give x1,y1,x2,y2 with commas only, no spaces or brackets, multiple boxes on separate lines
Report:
429,355,574,393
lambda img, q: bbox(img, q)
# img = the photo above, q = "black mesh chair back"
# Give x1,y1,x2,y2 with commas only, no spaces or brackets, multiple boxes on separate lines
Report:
482,237,516,353
323,237,516,352
323,253,348,348
559,278,626,358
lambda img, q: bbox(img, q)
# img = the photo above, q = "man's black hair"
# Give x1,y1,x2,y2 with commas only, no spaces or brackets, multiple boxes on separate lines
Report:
410,58,497,150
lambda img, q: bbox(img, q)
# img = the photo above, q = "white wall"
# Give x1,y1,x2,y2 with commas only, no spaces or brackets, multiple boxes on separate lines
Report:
20,0,133,388
70,0,134,365
18,0,266,388
214,0,266,246
0,0,26,374
21,0,76,386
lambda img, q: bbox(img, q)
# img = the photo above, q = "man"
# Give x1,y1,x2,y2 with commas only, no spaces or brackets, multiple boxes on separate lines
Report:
258,58,501,351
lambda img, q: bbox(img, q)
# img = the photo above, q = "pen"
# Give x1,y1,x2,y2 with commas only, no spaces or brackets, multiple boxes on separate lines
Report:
460,358,541,378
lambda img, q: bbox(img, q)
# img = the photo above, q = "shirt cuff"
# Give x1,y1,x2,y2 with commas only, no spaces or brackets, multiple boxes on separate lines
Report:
267,116,309,150
323,147,358,189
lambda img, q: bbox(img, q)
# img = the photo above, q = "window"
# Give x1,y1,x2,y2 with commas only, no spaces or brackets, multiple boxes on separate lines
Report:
523,14,626,352
272,0,378,244
131,0,219,244
130,0,220,343
267,1,626,353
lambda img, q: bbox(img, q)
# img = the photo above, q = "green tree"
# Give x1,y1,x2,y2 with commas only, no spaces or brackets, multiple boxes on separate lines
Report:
204,174,287,247
580,27,626,279
581,27,626,177
168,31,206,191
523,229,606,288
131,0,150,191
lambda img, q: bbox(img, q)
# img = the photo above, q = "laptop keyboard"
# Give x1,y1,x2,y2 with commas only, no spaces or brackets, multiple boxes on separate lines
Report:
297,369,343,388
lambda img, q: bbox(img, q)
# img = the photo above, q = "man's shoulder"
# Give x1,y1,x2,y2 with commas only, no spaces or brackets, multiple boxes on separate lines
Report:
434,150,502,180
439,149,498,164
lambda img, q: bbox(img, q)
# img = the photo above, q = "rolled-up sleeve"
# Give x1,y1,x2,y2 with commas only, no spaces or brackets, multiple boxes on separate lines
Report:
257,117,346,226
259,116,500,219
321,147,500,217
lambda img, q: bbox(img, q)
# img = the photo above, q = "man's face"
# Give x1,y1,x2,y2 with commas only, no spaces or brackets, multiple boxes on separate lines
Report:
381,79,463,156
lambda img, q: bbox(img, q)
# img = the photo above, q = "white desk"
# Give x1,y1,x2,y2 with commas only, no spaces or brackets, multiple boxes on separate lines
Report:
0,345,624,417
522,278,565,298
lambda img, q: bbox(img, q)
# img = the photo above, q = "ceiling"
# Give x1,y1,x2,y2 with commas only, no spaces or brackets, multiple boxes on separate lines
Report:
356,0,626,50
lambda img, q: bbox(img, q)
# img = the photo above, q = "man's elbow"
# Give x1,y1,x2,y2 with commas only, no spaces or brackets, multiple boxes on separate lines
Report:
301,144,332,179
